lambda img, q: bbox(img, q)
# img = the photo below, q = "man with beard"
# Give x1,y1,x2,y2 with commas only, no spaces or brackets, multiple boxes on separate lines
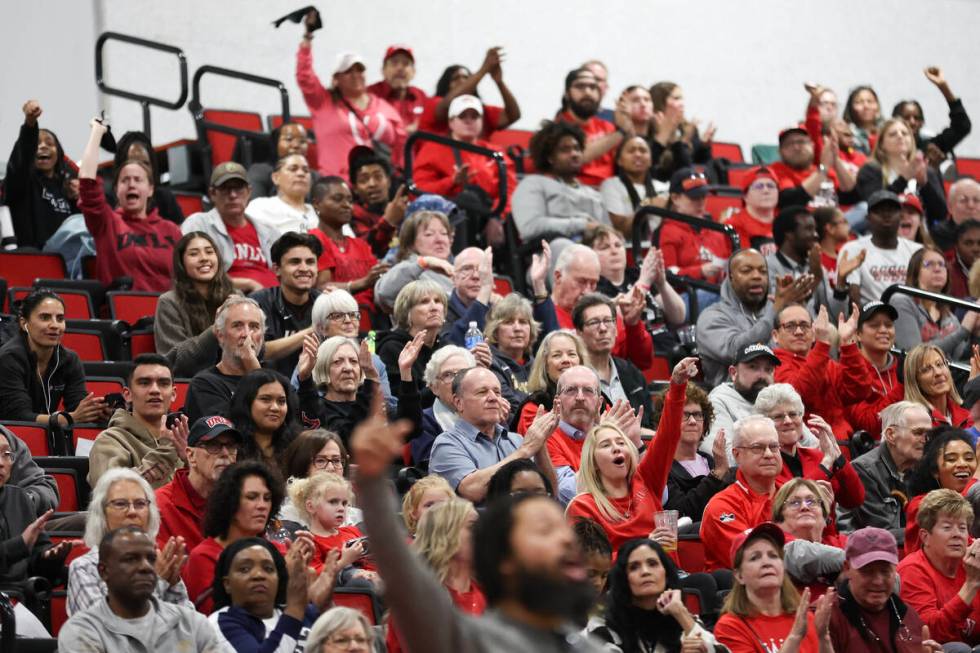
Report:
183,296,265,423
347,145,407,258
367,45,427,133
700,414,784,571
88,354,189,490
838,402,931,545
702,343,816,465
696,248,815,386
155,416,242,550
838,191,923,305
58,527,225,652
353,390,605,652
769,125,859,208
555,67,632,186
767,205,847,315
249,231,322,377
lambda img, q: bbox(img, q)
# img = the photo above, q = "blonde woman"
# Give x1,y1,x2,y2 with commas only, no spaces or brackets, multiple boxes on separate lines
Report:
387,498,484,653
484,293,542,420
856,117,946,224
513,330,588,433
903,343,972,429
376,279,449,393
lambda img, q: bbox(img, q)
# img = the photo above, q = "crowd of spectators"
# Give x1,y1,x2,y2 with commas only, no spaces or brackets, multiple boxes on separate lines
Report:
6,12,980,653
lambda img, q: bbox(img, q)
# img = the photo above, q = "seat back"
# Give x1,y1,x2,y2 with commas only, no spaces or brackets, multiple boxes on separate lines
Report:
2,421,52,456
47,469,81,512
955,157,980,180
677,537,706,573
8,287,93,320
0,252,67,287
751,144,780,165
85,376,126,399
174,192,205,216
173,379,191,412
201,109,263,167
62,330,107,362
711,141,745,163
333,587,382,624
107,291,161,325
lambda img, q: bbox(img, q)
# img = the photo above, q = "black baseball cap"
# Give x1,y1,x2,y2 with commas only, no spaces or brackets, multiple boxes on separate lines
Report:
857,301,899,328
669,167,709,199
735,343,781,366
188,416,243,447
868,190,902,212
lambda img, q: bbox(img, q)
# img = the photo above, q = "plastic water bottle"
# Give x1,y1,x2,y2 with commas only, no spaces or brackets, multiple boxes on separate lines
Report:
465,322,483,350
812,181,837,208
366,330,376,355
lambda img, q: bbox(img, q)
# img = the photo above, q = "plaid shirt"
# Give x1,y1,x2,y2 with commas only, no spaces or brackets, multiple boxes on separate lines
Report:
67,547,191,616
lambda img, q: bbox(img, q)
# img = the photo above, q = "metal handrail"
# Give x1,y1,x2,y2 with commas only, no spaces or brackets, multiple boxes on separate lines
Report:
403,131,508,217
188,65,291,171
881,284,980,315
95,32,188,142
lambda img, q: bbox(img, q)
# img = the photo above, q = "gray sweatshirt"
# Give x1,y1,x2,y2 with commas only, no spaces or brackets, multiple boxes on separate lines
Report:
511,174,607,241
358,474,605,653
695,279,777,387
2,425,59,515
373,253,454,312
889,294,970,360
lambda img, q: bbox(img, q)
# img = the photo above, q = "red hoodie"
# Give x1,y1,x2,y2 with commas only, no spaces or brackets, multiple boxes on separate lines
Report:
843,354,903,439
659,220,732,282
412,138,517,213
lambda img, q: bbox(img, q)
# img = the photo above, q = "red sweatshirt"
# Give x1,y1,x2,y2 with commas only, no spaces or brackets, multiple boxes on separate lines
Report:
658,220,732,282
554,303,653,370
904,478,978,555
412,138,517,213
701,470,776,571
78,178,181,291
774,341,873,437
726,208,777,255
898,548,980,645
547,424,585,471
716,612,820,653
566,380,685,552
155,468,207,551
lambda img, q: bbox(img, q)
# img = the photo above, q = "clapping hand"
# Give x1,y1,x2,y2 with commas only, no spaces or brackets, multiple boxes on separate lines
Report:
155,536,188,587
398,330,426,382
297,332,321,381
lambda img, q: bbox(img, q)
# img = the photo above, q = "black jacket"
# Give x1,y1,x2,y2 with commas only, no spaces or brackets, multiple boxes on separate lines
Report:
917,97,972,155
376,328,442,396
249,286,322,378
183,366,242,424
665,454,732,520
855,162,947,225
299,378,421,446
0,332,87,422
489,346,531,424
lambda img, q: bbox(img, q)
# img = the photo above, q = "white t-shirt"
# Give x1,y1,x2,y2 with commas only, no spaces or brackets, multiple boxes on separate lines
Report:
246,196,317,236
840,235,923,304
598,176,667,217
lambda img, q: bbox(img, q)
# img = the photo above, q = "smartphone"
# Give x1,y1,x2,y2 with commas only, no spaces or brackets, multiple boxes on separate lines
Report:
104,393,126,410
345,536,369,554
165,411,184,430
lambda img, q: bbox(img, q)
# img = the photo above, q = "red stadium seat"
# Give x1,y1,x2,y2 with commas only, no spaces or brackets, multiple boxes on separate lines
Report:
107,291,161,325
48,469,81,512
130,330,156,358
49,589,69,636
643,356,672,382
174,192,205,216
489,129,533,151
711,141,745,163
333,587,382,624
727,165,759,190
682,589,703,616
8,287,93,320
493,275,514,296
72,424,105,453
704,192,743,221
63,330,108,362
173,379,191,412
202,109,264,167
0,252,67,286
677,537,706,573
2,421,52,456
956,157,980,180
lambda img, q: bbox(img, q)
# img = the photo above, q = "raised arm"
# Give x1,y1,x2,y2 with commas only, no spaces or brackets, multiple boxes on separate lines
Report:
432,48,497,123
295,17,329,111
637,358,696,498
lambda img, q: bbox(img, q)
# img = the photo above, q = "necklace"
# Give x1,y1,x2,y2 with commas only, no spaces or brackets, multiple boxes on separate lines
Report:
855,597,913,649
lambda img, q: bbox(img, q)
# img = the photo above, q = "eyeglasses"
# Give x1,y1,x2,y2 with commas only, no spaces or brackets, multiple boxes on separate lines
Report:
785,497,817,510
682,411,704,422
0,451,13,462
749,181,778,192
327,311,361,323
313,456,345,469
106,499,150,512
922,259,947,270
582,317,616,330
455,264,480,278
327,634,369,648
437,369,464,383
559,385,598,397
199,441,238,455
735,442,780,455
778,321,812,333
769,411,802,422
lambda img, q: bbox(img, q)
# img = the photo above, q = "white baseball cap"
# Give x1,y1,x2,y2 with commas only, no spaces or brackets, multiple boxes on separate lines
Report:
448,94,483,119
333,52,366,75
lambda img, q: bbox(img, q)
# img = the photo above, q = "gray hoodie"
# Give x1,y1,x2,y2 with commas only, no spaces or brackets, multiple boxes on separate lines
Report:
1,425,59,515
695,279,777,387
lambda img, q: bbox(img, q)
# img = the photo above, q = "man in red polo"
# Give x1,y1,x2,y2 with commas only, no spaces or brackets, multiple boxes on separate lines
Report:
547,366,603,505
769,126,859,208
555,67,629,186
701,414,782,570
367,45,427,134
155,416,241,550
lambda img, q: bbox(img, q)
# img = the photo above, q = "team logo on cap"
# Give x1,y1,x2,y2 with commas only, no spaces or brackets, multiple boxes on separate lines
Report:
205,416,233,429
743,344,773,356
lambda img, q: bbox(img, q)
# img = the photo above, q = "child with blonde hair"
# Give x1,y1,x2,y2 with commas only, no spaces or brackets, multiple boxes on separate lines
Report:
401,475,454,537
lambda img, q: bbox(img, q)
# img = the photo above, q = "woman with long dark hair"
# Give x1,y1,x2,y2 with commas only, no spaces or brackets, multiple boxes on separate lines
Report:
106,130,183,224
843,85,883,155
229,369,301,474
154,231,237,377
586,538,716,653
599,134,663,237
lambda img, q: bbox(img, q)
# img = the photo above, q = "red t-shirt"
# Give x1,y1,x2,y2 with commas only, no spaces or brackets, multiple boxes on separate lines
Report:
417,96,504,140
556,110,615,187
309,228,378,308
226,220,279,287
715,612,820,653
311,526,377,572
898,548,980,645
726,208,776,255
367,81,427,131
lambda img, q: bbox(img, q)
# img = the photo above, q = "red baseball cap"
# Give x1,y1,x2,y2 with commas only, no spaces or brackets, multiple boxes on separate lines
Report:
730,522,786,565
741,166,780,194
845,527,899,569
900,193,923,215
384,45,414,63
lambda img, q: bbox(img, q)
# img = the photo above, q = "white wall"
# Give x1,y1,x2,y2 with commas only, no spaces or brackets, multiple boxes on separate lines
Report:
4,0,980,167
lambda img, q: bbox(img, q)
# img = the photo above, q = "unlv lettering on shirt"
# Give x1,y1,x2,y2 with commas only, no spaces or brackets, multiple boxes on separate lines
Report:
235,243,268,264
41,186,72,215
115,233,177,250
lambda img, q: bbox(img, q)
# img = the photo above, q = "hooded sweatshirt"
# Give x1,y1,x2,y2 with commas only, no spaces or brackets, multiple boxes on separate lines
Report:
695,279,778,387
0,331,87,422
87,408,182,489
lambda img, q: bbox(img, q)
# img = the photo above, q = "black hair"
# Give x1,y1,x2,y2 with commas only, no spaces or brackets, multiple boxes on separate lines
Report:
35,128,73,192
98,525,150,563
771,206,811,248
269,231,323,266
282,429,350,479
203,460,286,539
842,85,881,127
486,459,554,501
229,369,300,472
603,539,683,653
435,65,477,99
571,292,617,331
892,100,925,127
18,288,65,321
473,493,551,605
172,231,236,336
572,518,612,557
348,151,392,189
127,353,174,387
908,427,976,496
613,136,656,210
114,131,158,183
311,175,348,203
211,536,288,611
956,219,980,241
528,120,586,174
812,206,840,241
